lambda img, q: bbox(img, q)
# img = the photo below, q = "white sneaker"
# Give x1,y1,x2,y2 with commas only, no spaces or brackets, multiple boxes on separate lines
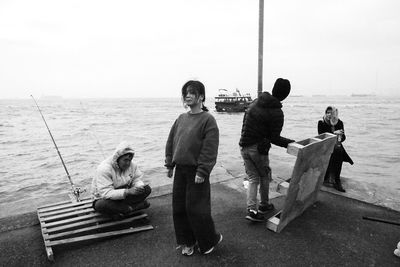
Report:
181,245,194,256
203,233,223,255
394,248,400,258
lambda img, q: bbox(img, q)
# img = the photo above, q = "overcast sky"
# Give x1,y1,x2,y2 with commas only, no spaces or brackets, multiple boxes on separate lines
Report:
1,0,399,98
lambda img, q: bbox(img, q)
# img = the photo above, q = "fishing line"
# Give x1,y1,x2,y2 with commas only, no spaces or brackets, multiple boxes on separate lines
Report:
79,101,106,159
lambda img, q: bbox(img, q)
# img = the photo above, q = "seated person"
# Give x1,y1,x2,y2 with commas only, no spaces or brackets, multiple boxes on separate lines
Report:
91,141,151,219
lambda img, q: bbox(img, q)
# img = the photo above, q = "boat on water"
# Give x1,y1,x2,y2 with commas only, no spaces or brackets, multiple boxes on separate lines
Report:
351,93,375,97
215,89,253,112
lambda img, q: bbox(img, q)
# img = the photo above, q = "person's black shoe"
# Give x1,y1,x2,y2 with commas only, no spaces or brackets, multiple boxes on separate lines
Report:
258,203,274,214
129,200,150,212
334,183,346,192
245,209,264,222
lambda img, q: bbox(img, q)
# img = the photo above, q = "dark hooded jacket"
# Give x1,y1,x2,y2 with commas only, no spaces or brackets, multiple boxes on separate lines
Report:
239,92,294,150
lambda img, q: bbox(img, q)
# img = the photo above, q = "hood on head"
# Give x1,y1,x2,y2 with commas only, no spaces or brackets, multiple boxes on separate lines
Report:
111,141,135,169
272,78,291,101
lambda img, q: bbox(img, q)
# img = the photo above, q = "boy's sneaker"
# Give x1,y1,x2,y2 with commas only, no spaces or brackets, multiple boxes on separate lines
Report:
181,245,194,256
203,233,223,255
129,200,150,212
245,209,264,222
258,203,274,214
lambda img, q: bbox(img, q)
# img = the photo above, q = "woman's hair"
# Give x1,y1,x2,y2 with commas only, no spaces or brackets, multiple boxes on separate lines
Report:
325,106,333,114
181,80,208,112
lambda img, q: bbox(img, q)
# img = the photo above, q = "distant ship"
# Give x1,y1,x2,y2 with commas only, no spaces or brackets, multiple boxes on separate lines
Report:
351,94,375,97
215,89,252,112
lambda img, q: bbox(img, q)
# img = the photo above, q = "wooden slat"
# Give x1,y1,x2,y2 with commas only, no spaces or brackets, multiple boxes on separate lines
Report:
39,203,92,217
39,207,95,222
38,199,93,213
46,217,111,234
48,225,154,246
47,214,148,240
38,199,74,209
42,212,104,228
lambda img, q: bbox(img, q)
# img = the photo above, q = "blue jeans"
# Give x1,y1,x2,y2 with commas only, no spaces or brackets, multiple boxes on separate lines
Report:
172,165,219,253
240,144,271,211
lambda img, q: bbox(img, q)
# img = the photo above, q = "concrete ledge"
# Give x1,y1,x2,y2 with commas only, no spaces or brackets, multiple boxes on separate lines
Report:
0,212,39,233
1,165,398,233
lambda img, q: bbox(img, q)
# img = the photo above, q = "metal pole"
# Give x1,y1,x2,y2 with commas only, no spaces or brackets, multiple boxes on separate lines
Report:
257,0,264,97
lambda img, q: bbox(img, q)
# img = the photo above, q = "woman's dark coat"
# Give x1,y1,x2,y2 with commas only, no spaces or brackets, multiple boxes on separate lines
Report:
318,118,353,165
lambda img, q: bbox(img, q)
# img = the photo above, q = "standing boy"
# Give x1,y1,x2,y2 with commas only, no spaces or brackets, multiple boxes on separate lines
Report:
239,78,295,222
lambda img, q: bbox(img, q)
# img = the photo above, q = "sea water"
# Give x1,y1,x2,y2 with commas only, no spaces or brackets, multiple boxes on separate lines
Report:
0,96,399,215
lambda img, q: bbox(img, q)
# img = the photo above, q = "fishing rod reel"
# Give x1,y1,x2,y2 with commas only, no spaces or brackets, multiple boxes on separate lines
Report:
70,186,87,202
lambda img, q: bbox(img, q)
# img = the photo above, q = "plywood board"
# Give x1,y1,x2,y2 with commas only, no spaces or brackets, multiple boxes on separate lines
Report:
267,133,337,232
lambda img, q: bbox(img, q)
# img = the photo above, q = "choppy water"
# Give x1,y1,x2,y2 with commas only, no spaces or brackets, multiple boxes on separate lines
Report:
1,96,399,214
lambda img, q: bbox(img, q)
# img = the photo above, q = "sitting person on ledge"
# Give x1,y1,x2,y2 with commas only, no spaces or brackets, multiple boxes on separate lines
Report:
91,141,151,219
318,106,353,192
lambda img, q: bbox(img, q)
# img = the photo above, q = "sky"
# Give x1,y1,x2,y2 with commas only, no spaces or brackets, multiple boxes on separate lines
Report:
0,0,399,98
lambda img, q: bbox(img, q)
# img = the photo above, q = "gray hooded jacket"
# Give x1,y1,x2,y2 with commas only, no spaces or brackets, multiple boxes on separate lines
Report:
91,141,144,200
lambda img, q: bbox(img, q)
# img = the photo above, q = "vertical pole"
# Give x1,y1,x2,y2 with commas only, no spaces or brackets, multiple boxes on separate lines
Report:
257,0,264,97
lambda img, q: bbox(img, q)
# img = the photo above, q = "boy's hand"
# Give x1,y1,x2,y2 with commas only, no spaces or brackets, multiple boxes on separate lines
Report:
195,175,205,184
167,168,174,178
125,186,145,196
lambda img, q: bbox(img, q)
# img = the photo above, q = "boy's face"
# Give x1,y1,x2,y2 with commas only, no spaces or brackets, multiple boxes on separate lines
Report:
117,153,133,171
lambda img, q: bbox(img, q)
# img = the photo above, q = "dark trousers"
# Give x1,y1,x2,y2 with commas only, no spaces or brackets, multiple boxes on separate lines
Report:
172,165,219,252
324,145,344,184
93,185,151,216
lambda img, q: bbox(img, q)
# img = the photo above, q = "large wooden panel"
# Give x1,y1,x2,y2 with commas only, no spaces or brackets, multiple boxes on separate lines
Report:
267,133,337,232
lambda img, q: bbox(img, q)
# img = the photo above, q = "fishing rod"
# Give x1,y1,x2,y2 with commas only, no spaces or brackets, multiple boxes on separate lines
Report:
31,95,84,202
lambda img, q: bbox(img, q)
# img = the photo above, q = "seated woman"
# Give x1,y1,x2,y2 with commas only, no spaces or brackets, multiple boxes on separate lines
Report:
318,106,353,192
91,141,151,219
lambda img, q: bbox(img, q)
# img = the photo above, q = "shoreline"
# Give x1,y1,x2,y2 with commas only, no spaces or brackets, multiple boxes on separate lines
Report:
1,164,399,233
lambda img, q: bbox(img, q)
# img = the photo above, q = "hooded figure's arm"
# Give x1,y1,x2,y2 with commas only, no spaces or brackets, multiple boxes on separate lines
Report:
130,164,145,187
94,166,126,200
269,111,294,148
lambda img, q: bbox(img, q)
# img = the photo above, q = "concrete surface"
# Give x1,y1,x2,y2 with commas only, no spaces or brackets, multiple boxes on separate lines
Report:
0,179,399,267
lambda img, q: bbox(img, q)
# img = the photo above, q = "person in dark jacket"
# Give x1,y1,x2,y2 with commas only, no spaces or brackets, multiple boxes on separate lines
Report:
318,106,353,192
239,78,295,222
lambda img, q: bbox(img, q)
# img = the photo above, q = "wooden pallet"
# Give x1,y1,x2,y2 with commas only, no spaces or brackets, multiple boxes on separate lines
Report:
267,133,337,233
37,198,153,261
